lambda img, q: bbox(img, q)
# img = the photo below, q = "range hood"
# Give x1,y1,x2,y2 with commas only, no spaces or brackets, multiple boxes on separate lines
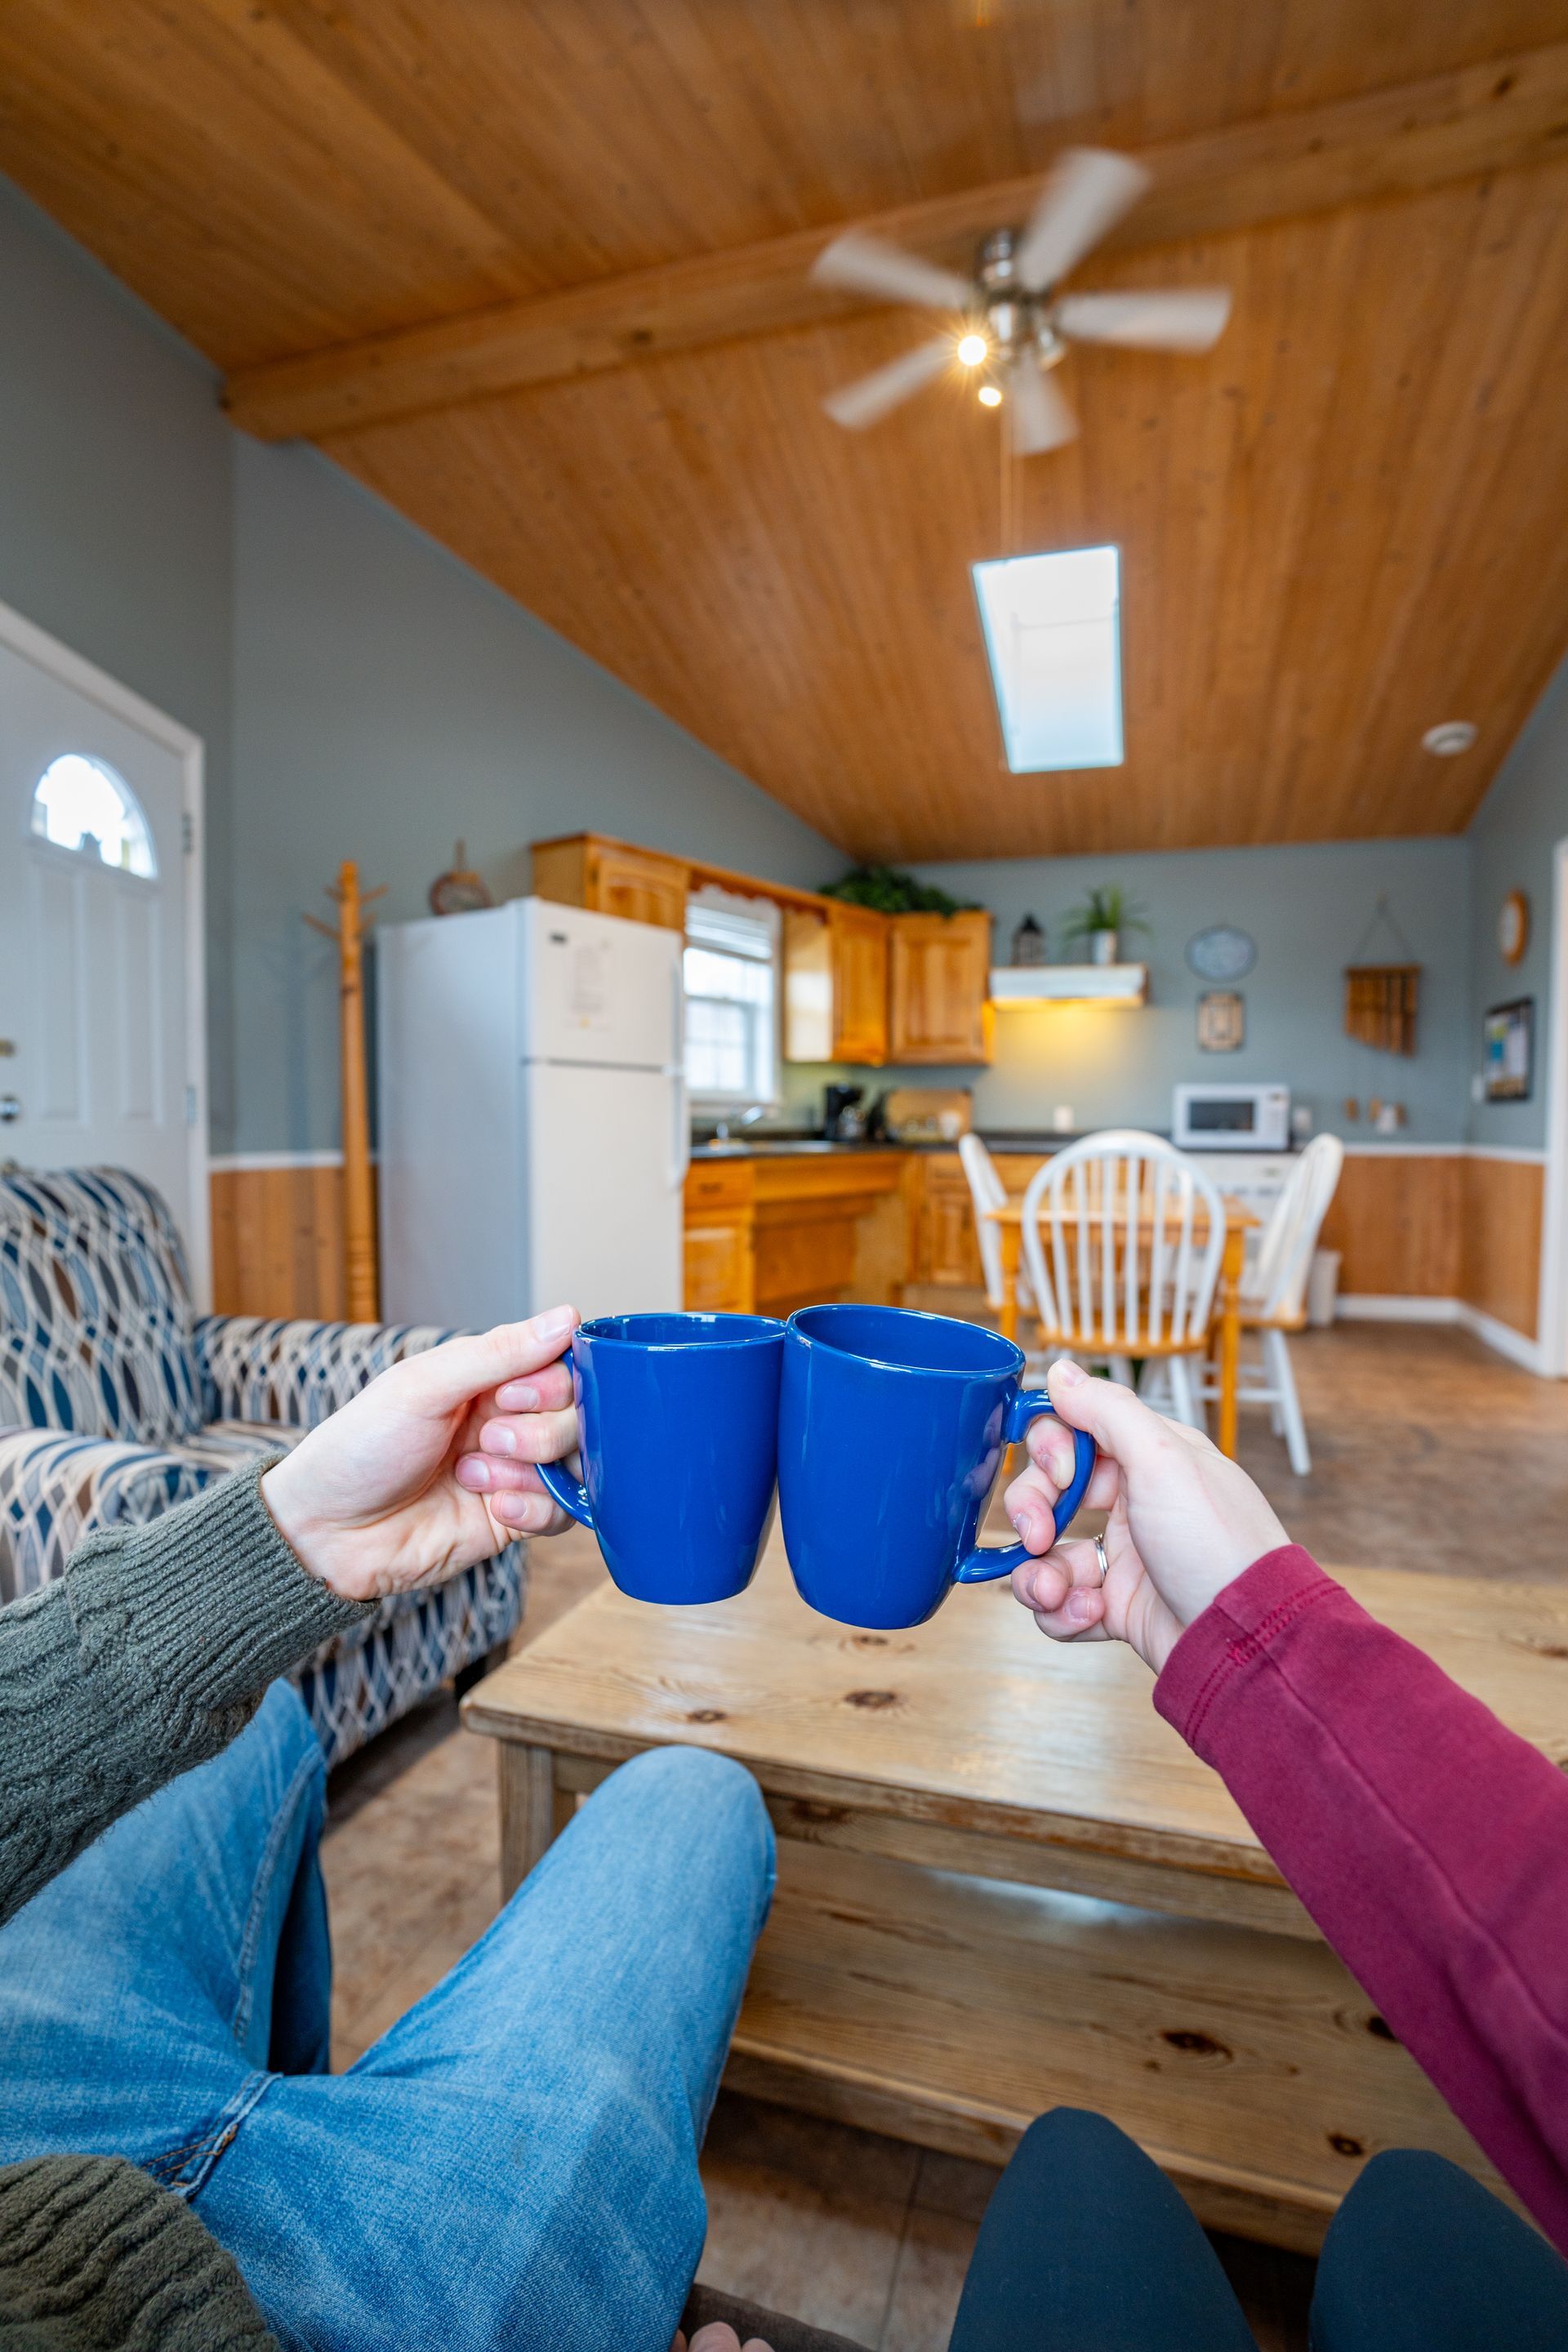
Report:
989,964,1149,1007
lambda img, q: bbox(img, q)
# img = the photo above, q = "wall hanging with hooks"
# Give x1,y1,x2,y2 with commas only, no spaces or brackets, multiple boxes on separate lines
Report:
1343,897,1420,1058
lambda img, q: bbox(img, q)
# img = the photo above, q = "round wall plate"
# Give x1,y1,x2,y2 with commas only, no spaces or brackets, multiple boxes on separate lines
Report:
1186,924,1257,982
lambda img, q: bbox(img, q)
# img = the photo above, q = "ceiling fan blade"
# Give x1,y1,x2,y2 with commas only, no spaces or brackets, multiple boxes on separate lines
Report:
1007,359,1077,456
822,336,954,430
1013,148,1151,292
810,229,973,314
1054,287,1232,351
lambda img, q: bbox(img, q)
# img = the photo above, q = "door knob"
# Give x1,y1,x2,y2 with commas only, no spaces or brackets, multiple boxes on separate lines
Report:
0,1095,20,1123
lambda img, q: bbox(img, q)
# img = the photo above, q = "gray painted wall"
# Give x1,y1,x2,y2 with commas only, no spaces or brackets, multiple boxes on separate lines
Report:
0,179,238,1139
808,838,1472,1144
0,172,835,1160
1466,652,1568,1153
230,438,836,1155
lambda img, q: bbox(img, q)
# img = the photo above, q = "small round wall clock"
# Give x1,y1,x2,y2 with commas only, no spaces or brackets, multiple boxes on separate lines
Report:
1186,925,1257,983
1499,890,1530,967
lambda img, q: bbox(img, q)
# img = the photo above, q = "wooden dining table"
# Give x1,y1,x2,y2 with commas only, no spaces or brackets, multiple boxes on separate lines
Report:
983,1196,1258,1457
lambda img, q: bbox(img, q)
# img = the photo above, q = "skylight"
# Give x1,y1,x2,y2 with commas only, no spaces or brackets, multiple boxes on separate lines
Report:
972,546,1124,773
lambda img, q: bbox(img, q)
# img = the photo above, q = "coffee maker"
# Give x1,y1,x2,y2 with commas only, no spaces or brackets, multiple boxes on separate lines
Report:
822,1084,866,1142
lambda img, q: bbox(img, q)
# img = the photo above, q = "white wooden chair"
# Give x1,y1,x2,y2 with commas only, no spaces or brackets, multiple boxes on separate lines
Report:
1020,1131,1227,1428
958,1133,1036,1335
1198,1134,1344,1475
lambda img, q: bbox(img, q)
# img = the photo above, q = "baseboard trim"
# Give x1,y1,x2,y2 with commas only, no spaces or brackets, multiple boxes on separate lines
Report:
1336,1294,1461,1322
210,1150,346,1173
1459,1305,1548,1374
1337,1293,1548,1374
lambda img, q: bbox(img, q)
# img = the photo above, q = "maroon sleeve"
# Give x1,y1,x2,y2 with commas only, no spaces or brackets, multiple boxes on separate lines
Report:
1154,1545,1568,2251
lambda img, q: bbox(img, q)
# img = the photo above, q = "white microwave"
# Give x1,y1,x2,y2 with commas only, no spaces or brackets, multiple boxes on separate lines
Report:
1173,1082,1290,1151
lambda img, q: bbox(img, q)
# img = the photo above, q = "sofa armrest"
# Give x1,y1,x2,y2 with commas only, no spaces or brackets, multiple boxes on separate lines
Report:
193,1316,452,1429
0,1427,212,1602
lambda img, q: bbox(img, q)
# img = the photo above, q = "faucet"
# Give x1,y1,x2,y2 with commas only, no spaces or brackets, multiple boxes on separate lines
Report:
712,1107,766,1145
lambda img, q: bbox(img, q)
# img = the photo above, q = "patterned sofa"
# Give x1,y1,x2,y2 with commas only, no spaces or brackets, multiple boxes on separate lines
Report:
0,1167,524,1766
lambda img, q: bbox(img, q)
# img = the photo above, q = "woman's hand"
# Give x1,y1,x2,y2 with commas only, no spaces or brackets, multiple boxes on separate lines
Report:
260,1309,581,1603
1004,1359,1290,1675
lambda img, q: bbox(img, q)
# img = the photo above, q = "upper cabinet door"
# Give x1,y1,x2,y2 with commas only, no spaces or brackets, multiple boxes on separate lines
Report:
587,841,690,932
888,911,992,1064
532,833,690,933
831,906,889,1065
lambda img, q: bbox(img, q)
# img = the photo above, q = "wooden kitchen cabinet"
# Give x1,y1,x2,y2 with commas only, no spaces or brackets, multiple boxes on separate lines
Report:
888,911,992,1064
532,832,690,933
684,1152,905,1316
782,905,889,1065
834,906,891,1062
914,1153,987,1288
683,1160,755,1314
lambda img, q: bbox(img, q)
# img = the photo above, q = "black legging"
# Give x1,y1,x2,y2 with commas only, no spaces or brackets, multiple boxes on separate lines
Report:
947,2109,1568,2352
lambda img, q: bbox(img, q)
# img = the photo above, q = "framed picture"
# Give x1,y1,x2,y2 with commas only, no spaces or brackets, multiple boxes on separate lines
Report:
1483,998,1533,1102
1196,991,1245,1052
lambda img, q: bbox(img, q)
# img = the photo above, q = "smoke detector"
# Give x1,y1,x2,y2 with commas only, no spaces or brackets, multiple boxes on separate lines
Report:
1422,721,1477,757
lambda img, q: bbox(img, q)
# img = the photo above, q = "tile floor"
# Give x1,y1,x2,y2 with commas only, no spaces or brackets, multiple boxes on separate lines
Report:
321,1322,1568,2348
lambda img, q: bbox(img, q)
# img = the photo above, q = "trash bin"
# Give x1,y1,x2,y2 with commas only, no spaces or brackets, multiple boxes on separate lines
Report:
1307,1248,1341,1328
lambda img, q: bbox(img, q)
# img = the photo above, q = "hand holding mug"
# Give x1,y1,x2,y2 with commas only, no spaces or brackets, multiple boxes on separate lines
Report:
261,1309,581,1603
1004,1360,1288,1675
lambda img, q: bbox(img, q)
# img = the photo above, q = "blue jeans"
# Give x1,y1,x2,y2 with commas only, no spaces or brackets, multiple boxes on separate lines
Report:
0,1684,776,2352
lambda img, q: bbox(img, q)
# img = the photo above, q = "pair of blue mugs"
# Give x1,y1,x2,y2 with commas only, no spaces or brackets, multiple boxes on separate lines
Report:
536,1303,1097,1633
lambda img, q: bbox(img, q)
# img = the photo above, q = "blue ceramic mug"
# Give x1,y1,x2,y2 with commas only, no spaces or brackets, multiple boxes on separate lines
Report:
536,1312,785,1605
777,1303,1097,1630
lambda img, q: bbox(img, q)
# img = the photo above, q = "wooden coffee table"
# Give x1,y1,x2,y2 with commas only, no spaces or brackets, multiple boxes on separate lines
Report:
463,1526,1568,2252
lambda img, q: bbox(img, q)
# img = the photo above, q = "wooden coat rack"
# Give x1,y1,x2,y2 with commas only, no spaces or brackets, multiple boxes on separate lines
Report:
305,861,385,1323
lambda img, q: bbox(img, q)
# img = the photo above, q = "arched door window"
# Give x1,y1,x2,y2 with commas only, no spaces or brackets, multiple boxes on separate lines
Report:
29,753,157,878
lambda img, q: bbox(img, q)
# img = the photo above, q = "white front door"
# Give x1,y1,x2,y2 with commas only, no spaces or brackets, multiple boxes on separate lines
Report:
0,612,205,1290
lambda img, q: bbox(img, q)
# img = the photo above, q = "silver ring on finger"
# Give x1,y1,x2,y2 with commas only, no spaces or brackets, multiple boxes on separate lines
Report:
1093,1534,1109,1587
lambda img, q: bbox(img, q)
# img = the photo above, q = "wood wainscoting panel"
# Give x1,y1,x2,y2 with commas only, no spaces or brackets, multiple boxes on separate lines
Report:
1459,1156,1543,1340
211,1161,352,1321
1318,1154,1463,1300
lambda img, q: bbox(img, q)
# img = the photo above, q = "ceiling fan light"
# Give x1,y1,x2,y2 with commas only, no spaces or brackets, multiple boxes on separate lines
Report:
957,332,988,367
978,382,1003,408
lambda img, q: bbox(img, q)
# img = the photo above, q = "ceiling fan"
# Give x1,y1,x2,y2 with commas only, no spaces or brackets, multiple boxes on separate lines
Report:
811,149,1231,454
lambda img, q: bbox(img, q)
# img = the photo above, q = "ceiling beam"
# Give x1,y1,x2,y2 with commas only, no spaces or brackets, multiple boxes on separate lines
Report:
225,42,1568,442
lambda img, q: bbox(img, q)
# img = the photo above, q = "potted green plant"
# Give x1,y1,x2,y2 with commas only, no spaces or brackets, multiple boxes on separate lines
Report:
1059,885,1151,968
818,864,981,917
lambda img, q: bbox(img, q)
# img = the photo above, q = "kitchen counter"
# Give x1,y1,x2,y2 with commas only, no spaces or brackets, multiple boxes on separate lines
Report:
689,1129,1098,1160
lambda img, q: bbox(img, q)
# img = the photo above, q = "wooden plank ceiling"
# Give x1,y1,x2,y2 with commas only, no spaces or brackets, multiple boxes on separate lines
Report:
3,2,1568,862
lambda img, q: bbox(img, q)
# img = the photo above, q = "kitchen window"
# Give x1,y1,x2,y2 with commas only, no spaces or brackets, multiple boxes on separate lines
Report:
684,886,780,1111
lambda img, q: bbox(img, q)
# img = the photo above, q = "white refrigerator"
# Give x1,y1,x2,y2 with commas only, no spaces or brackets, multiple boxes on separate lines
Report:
377,897,687,1329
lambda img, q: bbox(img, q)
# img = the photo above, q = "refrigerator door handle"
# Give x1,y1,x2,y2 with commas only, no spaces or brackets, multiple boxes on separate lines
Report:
670,1069,691,1192
669,957,690,1192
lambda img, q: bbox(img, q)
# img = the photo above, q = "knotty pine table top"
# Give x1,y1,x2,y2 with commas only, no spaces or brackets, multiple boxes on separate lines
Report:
466,1519,1568,1885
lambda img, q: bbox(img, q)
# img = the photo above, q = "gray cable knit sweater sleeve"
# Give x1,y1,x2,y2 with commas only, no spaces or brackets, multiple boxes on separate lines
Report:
0,1460,373,1931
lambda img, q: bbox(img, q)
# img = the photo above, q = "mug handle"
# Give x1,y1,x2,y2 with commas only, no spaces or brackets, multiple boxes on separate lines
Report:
533,1354,594,1529
953,1392,1098,1584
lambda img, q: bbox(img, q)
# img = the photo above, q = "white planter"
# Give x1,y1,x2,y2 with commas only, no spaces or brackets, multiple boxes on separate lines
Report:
1089,929,1118,967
